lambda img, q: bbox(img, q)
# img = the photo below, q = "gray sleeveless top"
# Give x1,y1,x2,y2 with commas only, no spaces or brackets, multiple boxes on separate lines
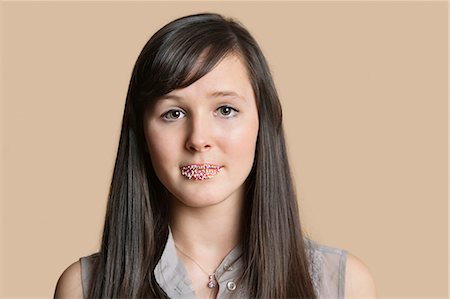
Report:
80,231,347,298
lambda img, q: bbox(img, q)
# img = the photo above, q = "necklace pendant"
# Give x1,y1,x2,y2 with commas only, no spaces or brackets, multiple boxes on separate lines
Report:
208,275,215,289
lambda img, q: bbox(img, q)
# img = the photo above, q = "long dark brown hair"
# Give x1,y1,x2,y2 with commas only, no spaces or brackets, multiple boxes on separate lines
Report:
88,13,317,298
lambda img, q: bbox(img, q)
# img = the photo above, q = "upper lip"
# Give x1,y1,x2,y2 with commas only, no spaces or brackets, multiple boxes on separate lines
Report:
181,163,222,167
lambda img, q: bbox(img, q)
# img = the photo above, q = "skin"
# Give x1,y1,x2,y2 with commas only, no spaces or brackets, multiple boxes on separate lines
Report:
54,53,377,299
143,53,259,298
345,253,377,298
143,54,259,211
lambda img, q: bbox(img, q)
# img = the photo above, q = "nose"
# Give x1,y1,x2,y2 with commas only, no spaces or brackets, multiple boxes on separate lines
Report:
185,115,212,152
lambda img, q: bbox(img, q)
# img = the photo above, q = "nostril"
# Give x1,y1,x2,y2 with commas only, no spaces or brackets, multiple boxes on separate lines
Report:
187,143,211,152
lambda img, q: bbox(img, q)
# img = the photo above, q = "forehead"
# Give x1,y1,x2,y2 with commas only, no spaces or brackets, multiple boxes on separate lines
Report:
162,54,254,101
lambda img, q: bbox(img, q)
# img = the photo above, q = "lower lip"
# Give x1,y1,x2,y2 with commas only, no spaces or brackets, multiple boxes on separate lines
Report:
180,164,223,181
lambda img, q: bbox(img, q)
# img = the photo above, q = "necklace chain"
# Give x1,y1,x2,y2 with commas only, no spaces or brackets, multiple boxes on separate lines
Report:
174,244,217,289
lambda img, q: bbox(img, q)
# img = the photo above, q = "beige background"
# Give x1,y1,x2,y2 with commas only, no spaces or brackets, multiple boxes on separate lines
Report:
0,1,448,298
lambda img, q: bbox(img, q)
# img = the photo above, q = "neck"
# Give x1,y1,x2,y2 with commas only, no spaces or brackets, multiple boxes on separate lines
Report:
169,195,244,266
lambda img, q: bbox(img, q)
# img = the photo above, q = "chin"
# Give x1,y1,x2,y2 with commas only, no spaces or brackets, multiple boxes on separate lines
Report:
166,178,244,209
175,192,228,208
180,200,223,209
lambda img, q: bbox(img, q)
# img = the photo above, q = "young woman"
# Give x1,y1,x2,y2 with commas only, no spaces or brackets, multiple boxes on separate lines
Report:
55,13,376,299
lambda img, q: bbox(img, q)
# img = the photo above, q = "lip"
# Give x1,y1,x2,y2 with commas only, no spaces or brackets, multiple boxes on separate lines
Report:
180,163,223,181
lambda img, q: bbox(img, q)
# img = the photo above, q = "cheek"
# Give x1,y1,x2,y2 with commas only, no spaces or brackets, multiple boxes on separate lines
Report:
146,128,179,171
221,116,259,161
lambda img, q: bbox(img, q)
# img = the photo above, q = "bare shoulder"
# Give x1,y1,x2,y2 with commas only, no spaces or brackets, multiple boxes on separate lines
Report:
345,252,377,299
54,260,84,299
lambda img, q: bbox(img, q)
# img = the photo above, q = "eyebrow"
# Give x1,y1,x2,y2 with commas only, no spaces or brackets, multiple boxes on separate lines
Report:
210,91,245,101
158,90,246,102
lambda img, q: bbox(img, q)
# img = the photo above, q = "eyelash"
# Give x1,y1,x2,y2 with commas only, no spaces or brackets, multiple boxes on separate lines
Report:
161,105,239,121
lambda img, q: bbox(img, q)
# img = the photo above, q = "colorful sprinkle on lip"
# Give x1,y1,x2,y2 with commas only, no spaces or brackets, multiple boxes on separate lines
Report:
180,164,223,180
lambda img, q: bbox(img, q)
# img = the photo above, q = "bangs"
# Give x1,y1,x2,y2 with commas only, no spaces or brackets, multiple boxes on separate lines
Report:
136,17,240,107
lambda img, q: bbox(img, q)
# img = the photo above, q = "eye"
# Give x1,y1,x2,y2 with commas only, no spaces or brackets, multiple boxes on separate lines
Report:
162,109,185,121
216,105,238,118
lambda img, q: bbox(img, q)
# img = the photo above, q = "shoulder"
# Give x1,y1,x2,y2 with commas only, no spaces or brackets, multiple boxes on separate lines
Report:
305,239,376,298
304,238,347,296
54,260,84,299
344,252,377,298
305,238,347,272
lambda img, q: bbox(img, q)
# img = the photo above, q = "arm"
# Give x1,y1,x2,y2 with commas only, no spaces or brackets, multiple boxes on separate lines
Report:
54,260,84,299
345,253,377,298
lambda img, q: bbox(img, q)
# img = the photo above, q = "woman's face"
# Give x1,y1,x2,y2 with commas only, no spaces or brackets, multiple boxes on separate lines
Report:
143,54,259,209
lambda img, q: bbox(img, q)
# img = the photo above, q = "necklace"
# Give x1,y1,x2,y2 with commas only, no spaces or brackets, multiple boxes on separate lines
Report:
174,244,217,289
